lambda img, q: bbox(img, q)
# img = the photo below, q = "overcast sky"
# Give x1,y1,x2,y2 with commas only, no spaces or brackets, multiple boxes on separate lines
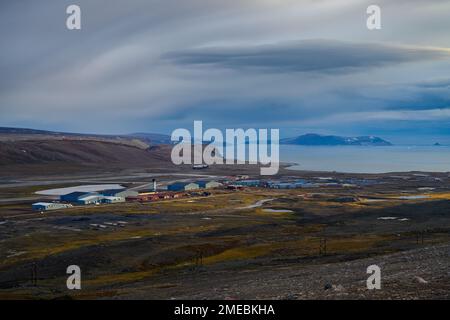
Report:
1,0,450,143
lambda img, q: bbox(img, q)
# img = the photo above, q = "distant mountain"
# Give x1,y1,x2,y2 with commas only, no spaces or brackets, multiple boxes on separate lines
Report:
280,133,392,146
0,127,65,135
0,127,171,146
128,132,172,145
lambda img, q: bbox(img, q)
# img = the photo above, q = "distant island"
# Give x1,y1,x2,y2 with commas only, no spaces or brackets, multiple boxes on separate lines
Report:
280,133,392,146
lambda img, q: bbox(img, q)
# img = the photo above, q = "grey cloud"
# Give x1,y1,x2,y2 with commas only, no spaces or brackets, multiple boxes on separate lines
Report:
1,0,450,139
166,40,450,73
415,78,450,89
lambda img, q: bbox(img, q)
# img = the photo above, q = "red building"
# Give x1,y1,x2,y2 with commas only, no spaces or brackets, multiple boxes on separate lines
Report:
126,192,186,202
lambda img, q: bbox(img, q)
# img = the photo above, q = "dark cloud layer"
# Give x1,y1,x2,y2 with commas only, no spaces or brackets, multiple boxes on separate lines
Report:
166,40,450,73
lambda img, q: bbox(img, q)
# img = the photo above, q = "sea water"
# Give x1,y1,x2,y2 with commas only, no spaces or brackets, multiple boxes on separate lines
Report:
281,145,450,173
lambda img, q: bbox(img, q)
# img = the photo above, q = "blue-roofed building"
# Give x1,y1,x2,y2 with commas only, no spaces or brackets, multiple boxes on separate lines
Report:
60,191,92,202
232,180,261,187
32,202,73,211
60,191,105,204
102,196,125,204
77,194,105,205
267,179,307,189
167,182,199,191
196,181,222,189
101,189,138,198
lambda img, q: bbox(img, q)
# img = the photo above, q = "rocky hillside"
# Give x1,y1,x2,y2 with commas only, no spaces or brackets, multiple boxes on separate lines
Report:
0,139,172,167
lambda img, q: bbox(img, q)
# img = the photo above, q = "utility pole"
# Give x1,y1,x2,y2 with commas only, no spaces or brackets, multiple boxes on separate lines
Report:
416,230,425,245
31,262,37,286
192,250,204,271
319,238,327,256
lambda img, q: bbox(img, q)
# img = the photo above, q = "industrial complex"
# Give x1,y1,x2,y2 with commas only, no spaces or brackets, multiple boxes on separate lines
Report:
31,176,378,211
31,179,224,211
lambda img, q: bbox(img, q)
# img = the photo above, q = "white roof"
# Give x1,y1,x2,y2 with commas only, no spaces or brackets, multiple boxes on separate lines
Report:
103,196,123,200
78,195,104,201
32,202,54,206
36,184,125,196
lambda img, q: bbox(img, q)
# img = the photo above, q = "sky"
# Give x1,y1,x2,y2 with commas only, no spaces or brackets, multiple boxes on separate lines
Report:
1,0,450,144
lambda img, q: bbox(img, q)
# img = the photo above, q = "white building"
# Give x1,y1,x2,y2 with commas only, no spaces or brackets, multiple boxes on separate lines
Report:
32,202,73,211
102,196,125,204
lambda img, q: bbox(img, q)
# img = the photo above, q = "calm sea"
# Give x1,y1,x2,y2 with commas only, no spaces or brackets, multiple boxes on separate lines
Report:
280,145,450,173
